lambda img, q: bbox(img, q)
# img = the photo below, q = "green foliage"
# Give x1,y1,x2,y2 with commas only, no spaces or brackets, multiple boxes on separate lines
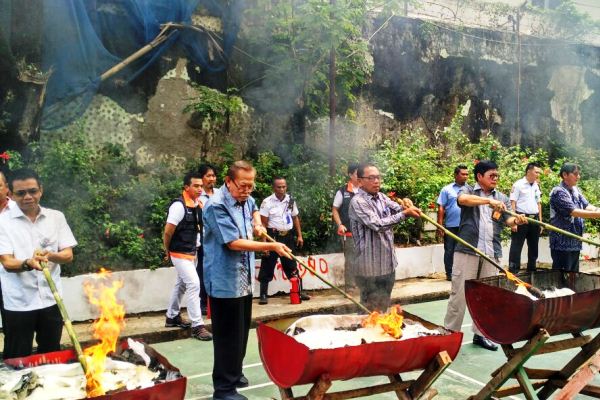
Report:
183,84,245,124
17,133,180,275
244,0,375,119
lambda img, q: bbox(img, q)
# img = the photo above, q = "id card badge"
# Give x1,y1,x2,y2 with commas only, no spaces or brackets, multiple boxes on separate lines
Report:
286,213,292,225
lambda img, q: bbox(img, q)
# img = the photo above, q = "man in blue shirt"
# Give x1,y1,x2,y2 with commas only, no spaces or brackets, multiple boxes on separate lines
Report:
436,165,469,281
549,163,600,272
203,160,291,400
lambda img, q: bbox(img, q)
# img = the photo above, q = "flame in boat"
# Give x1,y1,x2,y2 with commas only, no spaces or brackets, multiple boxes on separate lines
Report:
83,268,125,397
505,270,532,289
361,304,404,339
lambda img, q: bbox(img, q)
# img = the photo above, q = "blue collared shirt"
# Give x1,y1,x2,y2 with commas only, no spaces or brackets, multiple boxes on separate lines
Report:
549,182,589,251
203,184,257,298
437,182,469,228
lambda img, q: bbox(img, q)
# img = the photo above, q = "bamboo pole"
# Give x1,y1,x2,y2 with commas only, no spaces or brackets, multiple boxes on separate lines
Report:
503,210,600,248
262,233,371,314
39,260,88,374
419,213,544,298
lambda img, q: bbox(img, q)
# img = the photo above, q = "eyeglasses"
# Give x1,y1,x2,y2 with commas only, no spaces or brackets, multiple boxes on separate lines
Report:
486,174,500,180
231,180,255,192
360,175,381,181
13,188,40,197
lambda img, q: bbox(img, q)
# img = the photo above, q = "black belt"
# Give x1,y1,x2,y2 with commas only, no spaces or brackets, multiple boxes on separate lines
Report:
518,213,538,218
268,228,290,236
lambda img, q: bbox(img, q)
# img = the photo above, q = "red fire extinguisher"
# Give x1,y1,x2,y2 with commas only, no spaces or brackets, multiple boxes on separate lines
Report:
289,276,301,304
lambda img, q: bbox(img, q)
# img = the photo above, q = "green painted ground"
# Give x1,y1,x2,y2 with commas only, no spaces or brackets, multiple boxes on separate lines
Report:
153,299,600,399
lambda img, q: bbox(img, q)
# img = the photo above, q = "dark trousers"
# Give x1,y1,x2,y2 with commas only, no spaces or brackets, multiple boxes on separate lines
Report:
443,227,460,279
3,304,62,359
355,272,395,312
258,229,298,283
196,247,208,310
211,295,252,398
508,218,541,272
551,250,580,272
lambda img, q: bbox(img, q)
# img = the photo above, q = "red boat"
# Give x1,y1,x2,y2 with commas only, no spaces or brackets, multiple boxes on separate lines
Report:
257,311,463,389
3,341,187,400
465,271,600,344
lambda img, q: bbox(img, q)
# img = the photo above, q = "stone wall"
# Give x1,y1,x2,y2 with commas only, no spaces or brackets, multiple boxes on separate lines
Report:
368,16,600,150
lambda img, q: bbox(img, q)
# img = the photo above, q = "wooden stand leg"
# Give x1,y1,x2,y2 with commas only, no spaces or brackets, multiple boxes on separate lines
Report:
553,351,600,400
538,331,600,399
280,387,295,400
306,374,332,400
469,329,549,400
409,351,452,399
388,373,410,400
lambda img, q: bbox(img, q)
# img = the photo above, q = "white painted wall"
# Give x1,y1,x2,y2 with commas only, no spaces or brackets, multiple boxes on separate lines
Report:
58,236,599,322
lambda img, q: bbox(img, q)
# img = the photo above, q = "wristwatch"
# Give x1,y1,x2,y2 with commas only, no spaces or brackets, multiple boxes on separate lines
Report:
21,259,33,271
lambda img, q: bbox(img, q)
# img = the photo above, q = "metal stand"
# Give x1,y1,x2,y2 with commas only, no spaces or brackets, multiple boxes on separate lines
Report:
469,328,600,399
278,351,452,400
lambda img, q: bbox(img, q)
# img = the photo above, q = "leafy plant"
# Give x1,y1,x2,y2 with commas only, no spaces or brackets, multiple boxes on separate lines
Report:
183,85,245,124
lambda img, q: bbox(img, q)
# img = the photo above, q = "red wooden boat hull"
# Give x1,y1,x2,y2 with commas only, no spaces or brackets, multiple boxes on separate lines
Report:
257,311,463,389
3,341,187,400
465,271,600,345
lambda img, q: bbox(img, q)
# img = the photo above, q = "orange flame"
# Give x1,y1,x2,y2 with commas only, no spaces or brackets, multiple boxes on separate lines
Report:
504,270,531,289
361,304,404,339
83,268,125,397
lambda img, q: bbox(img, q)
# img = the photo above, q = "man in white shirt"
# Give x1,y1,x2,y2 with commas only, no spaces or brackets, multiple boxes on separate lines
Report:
0,169,77,359
163,171,212,341
257,177,309,304
508,163,542,273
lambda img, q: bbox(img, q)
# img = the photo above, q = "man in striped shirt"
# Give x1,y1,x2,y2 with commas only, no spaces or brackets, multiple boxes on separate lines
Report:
348,163,421,312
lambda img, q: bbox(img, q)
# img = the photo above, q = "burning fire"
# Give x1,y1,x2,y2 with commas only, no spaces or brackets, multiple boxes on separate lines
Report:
505,270,532,289
83,268,125,397
361,304,404,339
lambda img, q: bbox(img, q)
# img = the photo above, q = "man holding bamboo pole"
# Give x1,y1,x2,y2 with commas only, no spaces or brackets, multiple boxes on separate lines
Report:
443,160,527,351
348,163,421,312
549,163,600,272
0,168,77,359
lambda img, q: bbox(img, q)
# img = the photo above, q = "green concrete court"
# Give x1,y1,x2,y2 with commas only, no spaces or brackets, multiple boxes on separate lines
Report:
152,299,600,399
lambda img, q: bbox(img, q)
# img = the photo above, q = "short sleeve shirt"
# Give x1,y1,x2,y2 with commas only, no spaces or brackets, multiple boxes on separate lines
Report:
436,182,467,228
510,177,541,214
203,185,258,298
0,206,77,311
167,200,201,248
259,193,299,231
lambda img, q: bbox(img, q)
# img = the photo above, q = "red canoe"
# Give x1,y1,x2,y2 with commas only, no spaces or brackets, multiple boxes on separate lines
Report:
465,271,600,345
257,311,463,389
3,341,187,400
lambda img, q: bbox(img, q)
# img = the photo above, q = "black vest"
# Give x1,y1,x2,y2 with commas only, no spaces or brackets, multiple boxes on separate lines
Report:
168,198,202,254
338,185,355,227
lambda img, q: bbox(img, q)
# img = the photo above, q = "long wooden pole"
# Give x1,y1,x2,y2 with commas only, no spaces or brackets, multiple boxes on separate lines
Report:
40,260,88,374
262,233,371,314
419,213,544,298
503,209,600,248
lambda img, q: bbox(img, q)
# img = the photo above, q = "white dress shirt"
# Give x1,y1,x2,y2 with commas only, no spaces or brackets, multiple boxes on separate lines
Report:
259,193,299,231
510,177,541,214
0,205,77,311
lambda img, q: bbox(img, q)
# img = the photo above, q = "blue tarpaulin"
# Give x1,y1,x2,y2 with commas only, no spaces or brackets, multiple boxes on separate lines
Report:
41,0,241,129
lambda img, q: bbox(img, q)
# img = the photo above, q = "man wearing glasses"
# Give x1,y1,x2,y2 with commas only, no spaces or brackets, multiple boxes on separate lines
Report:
443,160,527,351
0,168,77,359
203,161,292,400
348,163,421,312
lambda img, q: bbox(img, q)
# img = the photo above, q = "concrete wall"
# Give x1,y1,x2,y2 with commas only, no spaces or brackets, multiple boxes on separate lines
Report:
60,237,598,322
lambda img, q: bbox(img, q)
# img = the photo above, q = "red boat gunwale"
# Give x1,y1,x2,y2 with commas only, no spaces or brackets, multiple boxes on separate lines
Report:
465,271,600,344
257,311,463,389
3,341,187,400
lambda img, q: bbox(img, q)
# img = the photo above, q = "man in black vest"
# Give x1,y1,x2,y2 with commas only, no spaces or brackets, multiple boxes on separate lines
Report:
332,163,360,292
163,171,212,340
